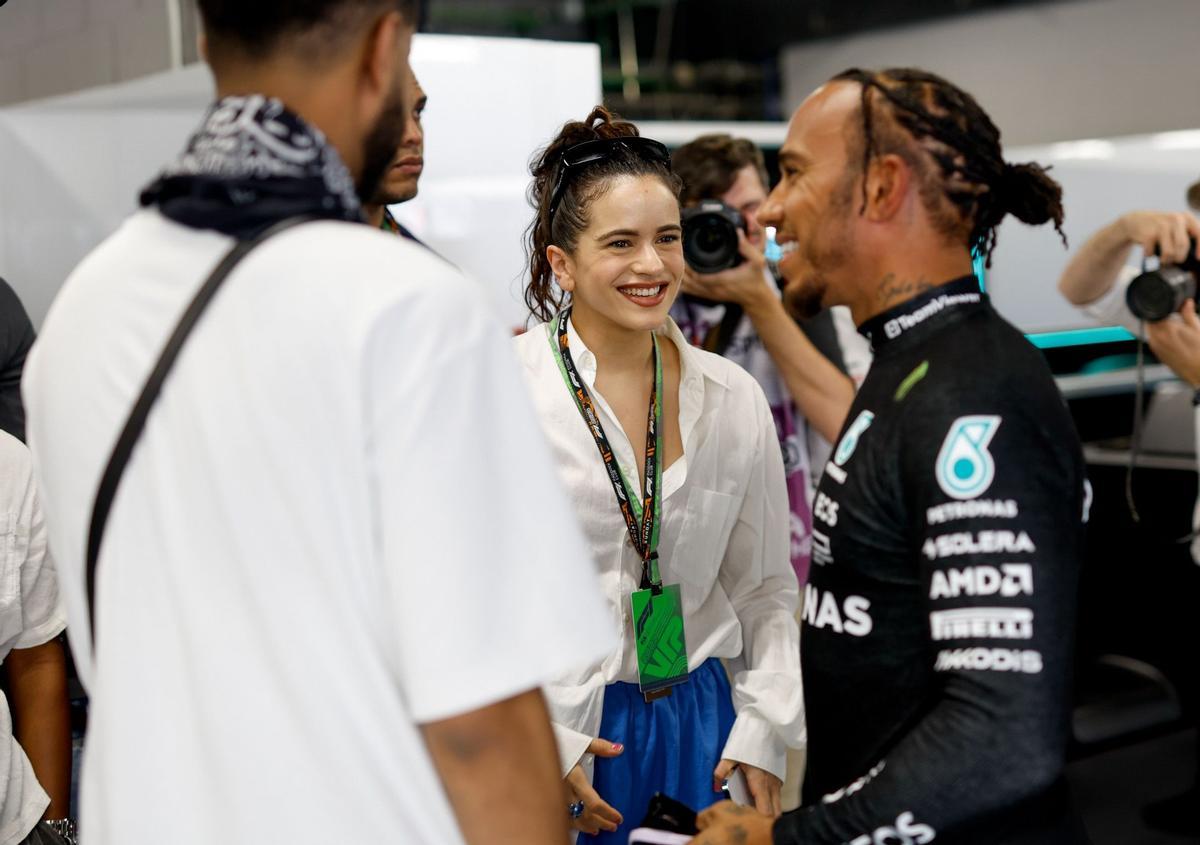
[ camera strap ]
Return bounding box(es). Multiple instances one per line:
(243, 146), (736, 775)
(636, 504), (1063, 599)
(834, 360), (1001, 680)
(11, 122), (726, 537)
(85, 216), (315, 645)
(1124, 321), (1200, 545)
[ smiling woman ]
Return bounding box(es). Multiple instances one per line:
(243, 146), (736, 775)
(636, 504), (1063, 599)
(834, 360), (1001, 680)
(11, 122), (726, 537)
(513, 109), (806, 843)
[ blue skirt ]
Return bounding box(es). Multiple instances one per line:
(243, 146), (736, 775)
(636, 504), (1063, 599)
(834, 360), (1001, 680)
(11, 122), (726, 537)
(581, 657), (736, 844)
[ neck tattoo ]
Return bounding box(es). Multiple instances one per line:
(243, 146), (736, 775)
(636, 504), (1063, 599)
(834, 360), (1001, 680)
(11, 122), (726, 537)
(877, 273), (933, 307)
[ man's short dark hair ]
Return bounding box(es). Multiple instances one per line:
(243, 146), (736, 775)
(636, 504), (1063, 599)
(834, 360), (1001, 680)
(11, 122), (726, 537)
(671, 134), (770, 206)
(198, 0), (423, 63)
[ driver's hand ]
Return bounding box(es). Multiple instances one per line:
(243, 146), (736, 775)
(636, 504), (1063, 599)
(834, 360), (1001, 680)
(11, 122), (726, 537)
(681, 230), (770, 308)
(689, 800), (775, 844)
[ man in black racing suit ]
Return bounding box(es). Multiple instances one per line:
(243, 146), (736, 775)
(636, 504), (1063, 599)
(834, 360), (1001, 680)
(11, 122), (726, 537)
(693, 68), (1089, 845)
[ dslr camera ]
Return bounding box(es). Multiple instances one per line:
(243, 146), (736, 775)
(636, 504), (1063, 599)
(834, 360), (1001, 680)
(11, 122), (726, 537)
(1127, 238), (1199, 322)
(682, 200), (744, 273)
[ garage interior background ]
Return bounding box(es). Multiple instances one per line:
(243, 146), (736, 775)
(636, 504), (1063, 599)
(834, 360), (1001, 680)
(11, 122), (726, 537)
(1, 2), (1198, 843)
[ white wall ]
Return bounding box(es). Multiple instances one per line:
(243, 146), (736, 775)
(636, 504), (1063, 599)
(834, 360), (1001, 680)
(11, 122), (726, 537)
(391, 36), (603, 329)
(781, 0), (1200, 146)
(0, 0), (177, 107)
(0, 34), (602, 329)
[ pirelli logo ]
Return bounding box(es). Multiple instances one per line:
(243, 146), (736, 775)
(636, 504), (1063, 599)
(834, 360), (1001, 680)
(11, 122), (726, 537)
(929, 607), (1033, 641)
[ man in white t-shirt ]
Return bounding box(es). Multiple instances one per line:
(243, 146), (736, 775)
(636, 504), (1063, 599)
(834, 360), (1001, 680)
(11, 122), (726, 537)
(0, 430), (72, 845)
(21, 2), (613, 844)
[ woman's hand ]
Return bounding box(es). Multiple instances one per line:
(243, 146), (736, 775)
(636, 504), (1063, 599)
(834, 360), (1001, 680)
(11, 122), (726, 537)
(713, 759), (783, 817)
(565, 736), (625, 835)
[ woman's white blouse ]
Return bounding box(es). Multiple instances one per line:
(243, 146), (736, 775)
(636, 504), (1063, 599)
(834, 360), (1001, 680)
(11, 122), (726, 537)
(512, 316), (805, 781)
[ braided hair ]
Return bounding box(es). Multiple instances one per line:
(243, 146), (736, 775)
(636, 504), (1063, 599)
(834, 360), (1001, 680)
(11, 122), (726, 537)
(833, 68), (1066, 266)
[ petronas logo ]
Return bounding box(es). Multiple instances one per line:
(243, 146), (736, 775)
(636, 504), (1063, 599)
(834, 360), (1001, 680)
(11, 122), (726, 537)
(936, 416), (1001, 500)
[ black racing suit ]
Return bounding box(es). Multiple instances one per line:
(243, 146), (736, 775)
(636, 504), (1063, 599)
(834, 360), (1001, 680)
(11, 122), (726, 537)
(774, 277), (1089, 844)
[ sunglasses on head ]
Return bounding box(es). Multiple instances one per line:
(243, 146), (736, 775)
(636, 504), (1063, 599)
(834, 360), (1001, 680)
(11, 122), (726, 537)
(547, 136), (672, 224)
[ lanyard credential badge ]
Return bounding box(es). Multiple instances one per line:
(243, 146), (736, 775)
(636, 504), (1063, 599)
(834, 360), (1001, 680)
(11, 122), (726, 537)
(549, 309), (689, 700)
(631, 583), (688, 698)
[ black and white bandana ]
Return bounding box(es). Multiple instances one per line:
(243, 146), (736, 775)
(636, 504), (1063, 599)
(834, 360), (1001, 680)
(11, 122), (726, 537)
(141, 95), (363, 239)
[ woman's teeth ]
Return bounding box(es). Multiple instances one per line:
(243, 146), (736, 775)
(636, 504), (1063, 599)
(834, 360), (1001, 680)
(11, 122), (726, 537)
(622, 285), (663, 297)
(778, 241), (798, 256)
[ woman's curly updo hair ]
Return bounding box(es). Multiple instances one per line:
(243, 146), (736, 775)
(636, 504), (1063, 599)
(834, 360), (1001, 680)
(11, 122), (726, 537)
(524, 106), (682, 323)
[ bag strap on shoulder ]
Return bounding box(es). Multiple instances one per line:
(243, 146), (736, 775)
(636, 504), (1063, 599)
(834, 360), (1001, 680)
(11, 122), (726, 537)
(86, 216), (315, 643)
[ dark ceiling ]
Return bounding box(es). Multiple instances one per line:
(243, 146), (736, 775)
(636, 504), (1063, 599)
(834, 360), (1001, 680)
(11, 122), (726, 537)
(425, 0), (1081, 120)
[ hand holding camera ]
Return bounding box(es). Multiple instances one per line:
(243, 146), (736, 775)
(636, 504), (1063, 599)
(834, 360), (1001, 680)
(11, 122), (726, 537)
(1146, 299), (1200, 388)
(1122, 211), (1200, 321)
(681, 225), (772, 312)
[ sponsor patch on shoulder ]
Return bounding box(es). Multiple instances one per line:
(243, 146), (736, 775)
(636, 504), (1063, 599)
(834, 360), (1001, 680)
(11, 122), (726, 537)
(834, 409), (875, 467)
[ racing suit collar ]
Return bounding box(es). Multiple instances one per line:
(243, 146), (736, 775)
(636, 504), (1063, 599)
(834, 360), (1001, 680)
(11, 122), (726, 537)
(858, 275), (987, 353)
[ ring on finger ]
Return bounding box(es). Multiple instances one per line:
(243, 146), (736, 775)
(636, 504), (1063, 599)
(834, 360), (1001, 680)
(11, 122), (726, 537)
(569, 801), (585, 819)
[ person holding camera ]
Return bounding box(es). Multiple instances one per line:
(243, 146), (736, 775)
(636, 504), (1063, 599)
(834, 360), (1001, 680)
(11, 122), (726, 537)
(514, 108), (804, 842)
(1057, 206), (1200, 837)
(671, 135), (871, 586)
(1058, 211), (1200, 519)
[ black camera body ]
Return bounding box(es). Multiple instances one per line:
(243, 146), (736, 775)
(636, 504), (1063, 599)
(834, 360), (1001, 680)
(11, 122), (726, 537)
(1127, 239), (1200, 322)
(682, 199), (744, 274)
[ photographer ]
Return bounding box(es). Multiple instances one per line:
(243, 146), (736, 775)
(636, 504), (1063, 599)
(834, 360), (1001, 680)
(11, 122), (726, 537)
(1057, 205), (1200, 837)
(671, 135), (870, 585)
(1058, 210), (1200, 476)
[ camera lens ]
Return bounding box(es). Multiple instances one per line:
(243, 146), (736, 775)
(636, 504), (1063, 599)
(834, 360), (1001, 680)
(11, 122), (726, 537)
(695, 221), (726, 253)
(1127, 266), (1195, 322)
(682, 201), (745, 274)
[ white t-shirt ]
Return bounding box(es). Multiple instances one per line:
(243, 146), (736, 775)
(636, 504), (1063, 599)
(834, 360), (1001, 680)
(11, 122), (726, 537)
(513, 317), (804, 783)
(1081, 267), (1200, 563)
(23, 211), (615, 845)
(0, 430), (66, 845)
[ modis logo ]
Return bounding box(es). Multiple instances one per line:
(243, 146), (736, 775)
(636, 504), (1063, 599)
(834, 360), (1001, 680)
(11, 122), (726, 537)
(936, 415), (1001, 500)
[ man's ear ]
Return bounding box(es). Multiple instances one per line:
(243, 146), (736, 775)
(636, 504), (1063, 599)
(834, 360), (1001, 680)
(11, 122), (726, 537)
(863, 153), (911, 223)
(547, 245), (575, 292)
(360, 11), (406, 109)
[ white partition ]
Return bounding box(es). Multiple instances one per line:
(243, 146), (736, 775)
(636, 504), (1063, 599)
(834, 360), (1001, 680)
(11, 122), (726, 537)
(0, 34), (602, 330)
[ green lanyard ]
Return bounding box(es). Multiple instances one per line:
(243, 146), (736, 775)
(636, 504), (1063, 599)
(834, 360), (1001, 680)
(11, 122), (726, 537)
(549, 308), (664, 590)
(380, 209), (401, 235)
